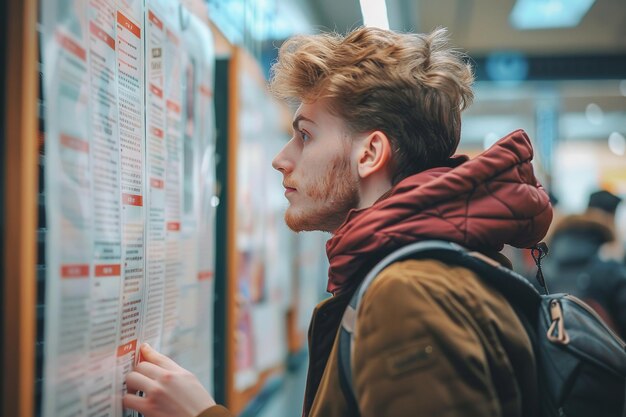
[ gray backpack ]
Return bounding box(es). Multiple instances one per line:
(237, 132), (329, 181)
(338, 240), (626, 417)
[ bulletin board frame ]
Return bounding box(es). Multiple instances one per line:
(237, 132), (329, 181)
(225, 45), (242, 413)
(0, 0), (5, 411)
(225, 47), (286, 415)
(212, 56), (230, 406)
(2, 0), (38, 416)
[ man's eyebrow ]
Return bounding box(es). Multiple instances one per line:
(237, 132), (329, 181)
(292, 115), (316, 131)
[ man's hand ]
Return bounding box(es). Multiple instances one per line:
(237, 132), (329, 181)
(123, 343), (217, 417)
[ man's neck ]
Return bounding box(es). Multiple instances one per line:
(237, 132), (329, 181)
(357, 176), (393, 209)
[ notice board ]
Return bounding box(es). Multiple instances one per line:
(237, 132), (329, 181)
(39, 0), (217, 415)
(225, 48), (297, 415)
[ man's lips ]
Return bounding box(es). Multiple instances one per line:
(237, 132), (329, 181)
(283, 183), (297, 194)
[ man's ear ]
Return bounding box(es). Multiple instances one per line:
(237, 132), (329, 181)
(356, 131), (392, 180)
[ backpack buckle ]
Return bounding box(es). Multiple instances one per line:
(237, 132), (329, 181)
(547, 299), (570, 345)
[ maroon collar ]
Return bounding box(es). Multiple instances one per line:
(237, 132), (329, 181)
(325, 129), (552, 295)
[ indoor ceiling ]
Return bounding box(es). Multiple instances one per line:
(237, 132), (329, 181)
(295, 0), (626, 148)
(305, 0), (626, 55)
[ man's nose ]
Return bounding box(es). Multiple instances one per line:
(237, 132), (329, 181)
(272, 141), (295, 174)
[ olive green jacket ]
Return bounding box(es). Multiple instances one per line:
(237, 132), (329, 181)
(199, 258), (539, 417)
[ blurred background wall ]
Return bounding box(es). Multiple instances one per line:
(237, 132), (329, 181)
(208, 0), (626, 261)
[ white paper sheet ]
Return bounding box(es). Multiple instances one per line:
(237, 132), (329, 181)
(42, 1), (217, 415)
(160, 24), (184, 355)
(42, 1), (92, 415)
(140, 3), (168, 352)
(113, 8), (146, 416)
(86, 1), (123, 415)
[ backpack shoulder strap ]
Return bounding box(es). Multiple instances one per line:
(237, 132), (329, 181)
(337, 240), (542, 413)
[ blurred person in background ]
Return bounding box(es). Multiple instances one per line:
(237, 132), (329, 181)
(543, 189), (626, 338)
(587, 189), (625, 261)
(123, 26), (552, 417)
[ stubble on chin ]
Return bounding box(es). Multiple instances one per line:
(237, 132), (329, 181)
(284, 155), (358, 233)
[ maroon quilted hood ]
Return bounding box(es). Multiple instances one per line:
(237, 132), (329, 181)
(326, 129), (553, 294)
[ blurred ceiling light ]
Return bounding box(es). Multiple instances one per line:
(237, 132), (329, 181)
(510, 0), (595, 30)
(359, 0), (390, 30)
(608, 132), (626, 156)
(207, 0), (311, 44)
(585, 103), (604, 125)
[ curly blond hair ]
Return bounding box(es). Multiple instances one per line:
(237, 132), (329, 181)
(270, 27), (474, 183)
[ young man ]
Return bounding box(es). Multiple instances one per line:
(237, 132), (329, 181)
(124, 27), (552, 417)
